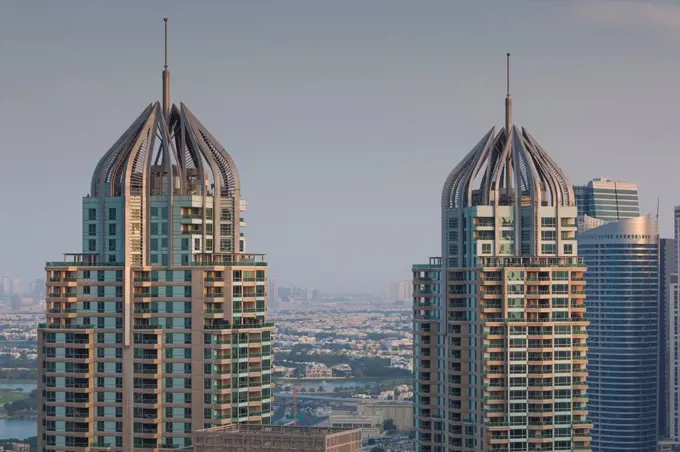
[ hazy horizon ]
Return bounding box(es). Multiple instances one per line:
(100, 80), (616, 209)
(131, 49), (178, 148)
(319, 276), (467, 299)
(1, 0), (679, 293)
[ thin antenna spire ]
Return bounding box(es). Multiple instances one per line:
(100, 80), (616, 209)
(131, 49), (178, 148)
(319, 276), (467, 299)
(505, 52), (512, 132)
(506, 52), (511, 97)
(162, 17), (170, 116)
(657, 197), (660, 222)
(164, 18), (168, 70)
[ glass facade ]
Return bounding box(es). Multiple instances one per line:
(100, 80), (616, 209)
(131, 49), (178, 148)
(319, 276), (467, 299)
(578, 216), (659, 452)
(574, 178), (640, 222)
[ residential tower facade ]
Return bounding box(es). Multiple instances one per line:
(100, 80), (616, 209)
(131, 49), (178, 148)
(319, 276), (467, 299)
(413, 56), (591, 452)
(37, 21), (273, 452)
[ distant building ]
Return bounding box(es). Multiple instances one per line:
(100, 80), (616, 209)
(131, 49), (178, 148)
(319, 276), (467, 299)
(192, 425), (362, 452)
(388, 280), (412, 302)
(357, 401), (414, 432)
(329, 410), (382, 440)
(1, 276), (10, 298)
(12, 278), (20, 295)
(10, 294), (21, 312)
(30, 278), (46, 299)
(305, 363), (332, 379)
(269, 278), (279, 307)
(574, 178), (640, 221)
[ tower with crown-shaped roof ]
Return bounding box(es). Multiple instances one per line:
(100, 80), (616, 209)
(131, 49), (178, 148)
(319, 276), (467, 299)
(412, 55), (591, 452)
(38, 19), (274, 452)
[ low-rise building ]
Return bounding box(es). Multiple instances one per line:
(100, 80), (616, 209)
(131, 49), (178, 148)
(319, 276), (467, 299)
(329, 410), (382, 440)
(357, 401), (414, 432)
(305, 363), (333, 379)
(192, 424), (362, 452)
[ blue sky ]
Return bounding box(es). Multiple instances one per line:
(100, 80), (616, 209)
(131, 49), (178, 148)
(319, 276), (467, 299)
(1, 0), (679, 292)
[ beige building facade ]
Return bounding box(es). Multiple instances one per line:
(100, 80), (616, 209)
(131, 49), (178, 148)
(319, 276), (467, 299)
(37, 23), (273, 452)
(192, 425), (362, 452)
(412, 57), (591, 452)
(357, 401), (413, 432)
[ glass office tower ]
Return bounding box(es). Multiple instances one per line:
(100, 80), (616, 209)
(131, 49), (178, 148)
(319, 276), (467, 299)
(578, 216), (659, 452)
(573, 178), (640, 222)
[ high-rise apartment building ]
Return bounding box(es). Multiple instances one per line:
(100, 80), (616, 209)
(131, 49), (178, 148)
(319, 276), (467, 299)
(412, 56), (591, 452)
(578, 216), (659, 452)
(38, 20), (273, 452)
(573, 178), (640, 222)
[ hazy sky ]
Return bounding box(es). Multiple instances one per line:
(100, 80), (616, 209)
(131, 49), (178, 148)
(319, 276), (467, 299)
(1, 0), (679, 293)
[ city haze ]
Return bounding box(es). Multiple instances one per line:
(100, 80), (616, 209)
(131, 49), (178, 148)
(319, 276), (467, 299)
(1, 0), (679, 292)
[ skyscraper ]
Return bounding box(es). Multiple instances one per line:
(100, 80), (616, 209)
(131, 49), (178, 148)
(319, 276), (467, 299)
(668, 207), (680, 445)
(578, 216), (659, 452)
(413, 55), (591, 452)
(660, 238), (676, 441)
(2, 275), (10, 298)
(38, 19), (273, 452)
(573, 178), (640, 222)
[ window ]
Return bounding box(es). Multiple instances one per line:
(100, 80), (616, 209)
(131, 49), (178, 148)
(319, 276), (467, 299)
(181, 239), (189, 251)
(194, 238), (201, 251)
(108, 224), (116, 236)
(109, 208), (116, 221)
(88, 208), (97, 221)
(481, 243), (491, 255)
(541, 230), (556, 241)
(151, 223), (159, 235)
(542, 243), (557, 254)
(564, 244), (573, 255)
(88, 224), (97, 236)
(541, 217), (556, 227)
(88, 240), (96, 251)
(108, 239), (116, 251)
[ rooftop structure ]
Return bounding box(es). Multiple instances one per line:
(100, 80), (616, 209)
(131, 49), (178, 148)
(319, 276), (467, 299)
(191, 425), (362, 452)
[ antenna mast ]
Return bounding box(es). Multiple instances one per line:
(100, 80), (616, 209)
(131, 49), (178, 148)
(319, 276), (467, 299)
(162, 18), (170, 116)
(504, 52), (513, 196)
(505, 52), (512, 132)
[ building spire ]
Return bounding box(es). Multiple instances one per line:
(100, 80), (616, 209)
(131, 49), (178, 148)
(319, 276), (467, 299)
(505, 52), (512, 132)
(162, 17), (170, 116)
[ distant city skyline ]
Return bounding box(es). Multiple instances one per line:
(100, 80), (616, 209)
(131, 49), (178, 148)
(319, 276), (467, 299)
(2, 1), (680, 292)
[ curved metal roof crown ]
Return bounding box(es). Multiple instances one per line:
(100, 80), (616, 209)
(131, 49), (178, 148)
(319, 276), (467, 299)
(90, 19), (239, 200)
(442, 54), (574, 210)
(90, 102), (240, 199)
(441, 125), (575, 209)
